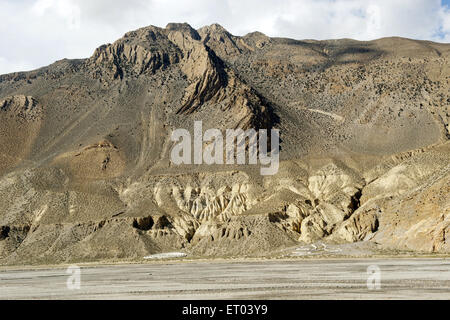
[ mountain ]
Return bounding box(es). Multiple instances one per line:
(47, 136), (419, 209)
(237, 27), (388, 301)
(0, 23), (448, 265)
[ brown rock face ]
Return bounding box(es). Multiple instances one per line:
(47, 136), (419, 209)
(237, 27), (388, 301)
(0, 23), (448, 265)
(0, 95), (41, 121)
(89, 26), (182, 79)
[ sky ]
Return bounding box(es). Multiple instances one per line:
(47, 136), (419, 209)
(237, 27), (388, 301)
(0, 0), (450, 74)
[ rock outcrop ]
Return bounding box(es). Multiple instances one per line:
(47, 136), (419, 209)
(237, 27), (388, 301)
(0, 95), (41, 121)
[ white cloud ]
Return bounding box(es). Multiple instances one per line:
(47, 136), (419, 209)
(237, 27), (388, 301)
(0, 0), (449, 74)
(32, 0), (81, 30)
(440, 4), (450, 41)
(0, 57), (35, 74)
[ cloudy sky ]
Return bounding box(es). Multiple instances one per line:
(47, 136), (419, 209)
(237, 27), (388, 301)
(1, 0), (450, 74)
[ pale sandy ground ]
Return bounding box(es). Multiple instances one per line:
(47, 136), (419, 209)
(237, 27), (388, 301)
(0, 258), (449, 299)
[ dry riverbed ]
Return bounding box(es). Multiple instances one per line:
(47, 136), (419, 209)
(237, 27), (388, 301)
(0, 258), (449, 299)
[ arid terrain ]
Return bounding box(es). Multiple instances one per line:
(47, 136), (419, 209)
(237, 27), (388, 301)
(0, 23), (449, 265)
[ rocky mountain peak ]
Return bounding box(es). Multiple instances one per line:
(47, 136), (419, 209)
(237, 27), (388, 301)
(165, 22), (201, 40)
(198, 23), (230, 35)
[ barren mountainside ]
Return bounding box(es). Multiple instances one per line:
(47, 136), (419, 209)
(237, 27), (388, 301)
(0, 23), (449, 265)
